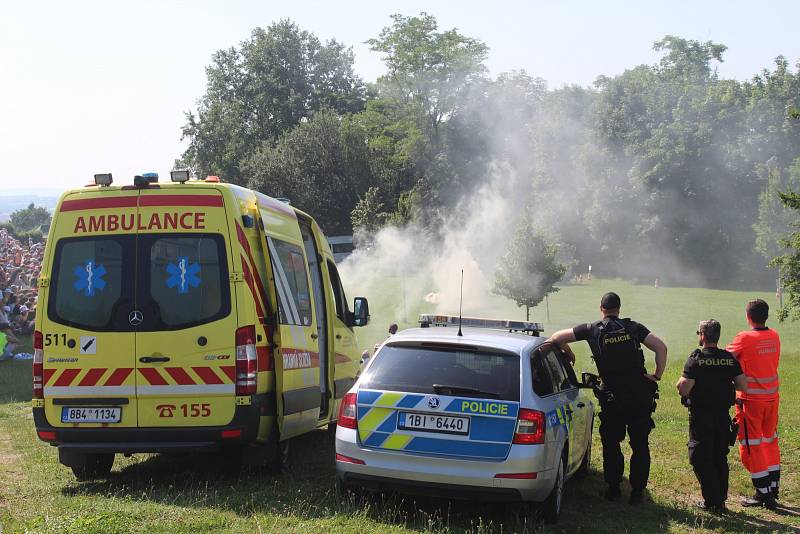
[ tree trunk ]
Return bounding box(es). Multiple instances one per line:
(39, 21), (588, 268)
(526, 306), (530, 321)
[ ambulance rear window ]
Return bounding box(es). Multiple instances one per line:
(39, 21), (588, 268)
(143, 234), (230, 330)
(49, 236), (131, 330)
(361, 345), (520, 401)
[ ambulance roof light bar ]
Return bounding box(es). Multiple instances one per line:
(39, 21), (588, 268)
(134, 172), (159, 187)
(418, 314), (543, 336)
(170, 170), (190, 183)
(93, 173), (113, 186)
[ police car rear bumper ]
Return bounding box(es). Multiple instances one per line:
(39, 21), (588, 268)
(33, 395), (268, 453)
(335, 426), (556, 502)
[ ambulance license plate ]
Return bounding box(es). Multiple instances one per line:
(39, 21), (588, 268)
(61, 407), (121, 423)
(398, 412), (470, 435)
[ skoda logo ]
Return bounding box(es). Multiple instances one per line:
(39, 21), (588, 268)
(428, 397), (440, 409)
(128, 310), (143, 326)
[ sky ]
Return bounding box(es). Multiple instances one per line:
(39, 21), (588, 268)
(1, 0), (798, 194)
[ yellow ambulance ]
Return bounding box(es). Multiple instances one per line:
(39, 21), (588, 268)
(32, 171), (369, 480)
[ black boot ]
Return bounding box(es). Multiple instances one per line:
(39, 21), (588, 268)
(602, 485), (621, 501)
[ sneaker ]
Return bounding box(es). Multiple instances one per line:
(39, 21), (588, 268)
(602, 486), (621, 501)
(629, 489), (644, 505)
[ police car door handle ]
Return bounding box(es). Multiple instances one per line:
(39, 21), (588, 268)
(576, 402), (586, 408)
(139, 356), (170, 363)
(310, 333), (318, 340)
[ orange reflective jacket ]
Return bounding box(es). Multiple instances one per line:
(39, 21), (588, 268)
(727, 328), (781, 401)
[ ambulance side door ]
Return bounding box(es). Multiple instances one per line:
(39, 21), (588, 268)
(324, 260), (359, 417)
(265, 233), (321, 438)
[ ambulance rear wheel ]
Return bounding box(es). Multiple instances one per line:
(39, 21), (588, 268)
(265, 426), (289, 473)
(70, 453), (114, 481)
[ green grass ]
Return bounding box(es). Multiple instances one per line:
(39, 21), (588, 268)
(1, 279), (798, 533)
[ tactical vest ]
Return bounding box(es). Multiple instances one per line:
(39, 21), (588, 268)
(594, 317), (645, 385)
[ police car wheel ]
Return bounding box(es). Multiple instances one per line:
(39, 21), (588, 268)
(542, 454), (564, 524)
(70, 453), (114, 481)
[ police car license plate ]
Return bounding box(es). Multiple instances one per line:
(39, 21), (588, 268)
(61, 407), (121, 423)
(398, 412), (470, 435)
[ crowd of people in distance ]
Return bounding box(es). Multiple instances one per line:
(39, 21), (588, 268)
(0, 228), (42, 357)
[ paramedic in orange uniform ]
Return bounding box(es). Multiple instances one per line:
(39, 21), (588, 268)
(726, 299), (781, 509)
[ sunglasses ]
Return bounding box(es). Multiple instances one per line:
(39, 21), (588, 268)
(696, 331), (702, 335)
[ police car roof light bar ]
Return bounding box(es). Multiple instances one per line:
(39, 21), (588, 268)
(457, 269), (464, 337)
(418, 314), (544, 336)
(170, 170), (190, 183)
(93, 173), (113, 186)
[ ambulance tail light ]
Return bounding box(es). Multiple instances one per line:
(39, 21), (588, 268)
(338, 392), (358, 429)
(235, 325), (257, 395)
(512, 409), (545, 444)
(33, 330), (44, 399)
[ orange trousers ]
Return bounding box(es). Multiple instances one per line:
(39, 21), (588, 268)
(736, 399), (780, 495)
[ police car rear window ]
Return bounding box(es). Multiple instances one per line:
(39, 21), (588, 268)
(361, 345), (520, 401)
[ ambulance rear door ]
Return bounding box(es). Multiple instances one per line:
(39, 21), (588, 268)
(134, 189), (238, 427)
(257, 198), (321, 439)
(41, 191), (139, 428)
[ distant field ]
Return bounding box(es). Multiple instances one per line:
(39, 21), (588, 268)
(0, 279), (797, 533)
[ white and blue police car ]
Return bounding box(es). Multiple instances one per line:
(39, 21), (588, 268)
(335, 315), (596, 524)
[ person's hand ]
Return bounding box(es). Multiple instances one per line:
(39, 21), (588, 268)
(645, 373), (660, 383)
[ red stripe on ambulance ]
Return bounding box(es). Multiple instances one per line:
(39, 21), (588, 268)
(139, 368), (168, 386)
(139, 194), (223, 207)
(192, 367), (224, 385)
(78, 368), (107, 387)
(53, 369), (81, 387)
(221, 366), (236, 382)
(60, 196), (137, 212)
(165, 367), (197, 386)
(104, 367), (133, 386)
(43, 368), (56, 386)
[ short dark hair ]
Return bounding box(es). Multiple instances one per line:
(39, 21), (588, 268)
(600, 292), (621, 310)
(698, 319), (721, 343)
(746, 299), (769, 324)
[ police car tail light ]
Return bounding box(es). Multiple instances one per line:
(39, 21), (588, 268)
(338, 392), (358, 429)
(513, 409), (545, 444)
(33, 330), (44, 399)
(235, 325), (257, 395)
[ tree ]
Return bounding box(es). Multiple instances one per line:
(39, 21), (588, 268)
(366, 13), (488, 153)
(245, 110), (374, 234)
(770, 191), (800, 321)
(180, 20), (368, 185)
(10, 203), (51, 233)
(493, 215), (567, 320)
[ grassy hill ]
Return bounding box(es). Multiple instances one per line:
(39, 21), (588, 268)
(0, 279), (797, 532)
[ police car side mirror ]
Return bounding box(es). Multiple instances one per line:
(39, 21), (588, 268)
(580, 371), (599, 389)
(352, 297), (369, 327)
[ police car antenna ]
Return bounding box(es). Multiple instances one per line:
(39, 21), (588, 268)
(457, 269), (464, 337)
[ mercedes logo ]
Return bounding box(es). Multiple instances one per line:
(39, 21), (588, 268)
(428, 397), (440, 409)
(128, 310), (143, 326)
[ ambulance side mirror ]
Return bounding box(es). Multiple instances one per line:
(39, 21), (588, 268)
(352, 297), (370, 327)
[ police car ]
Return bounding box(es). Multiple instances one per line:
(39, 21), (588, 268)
(335, 315), (596, 523)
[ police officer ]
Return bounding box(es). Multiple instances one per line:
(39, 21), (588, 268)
(545, 292), (668, 504)
(676, 320), (747, 514)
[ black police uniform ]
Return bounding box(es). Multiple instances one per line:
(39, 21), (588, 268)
(573, 316), (656, 494)
(682, 347), (743, 509)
